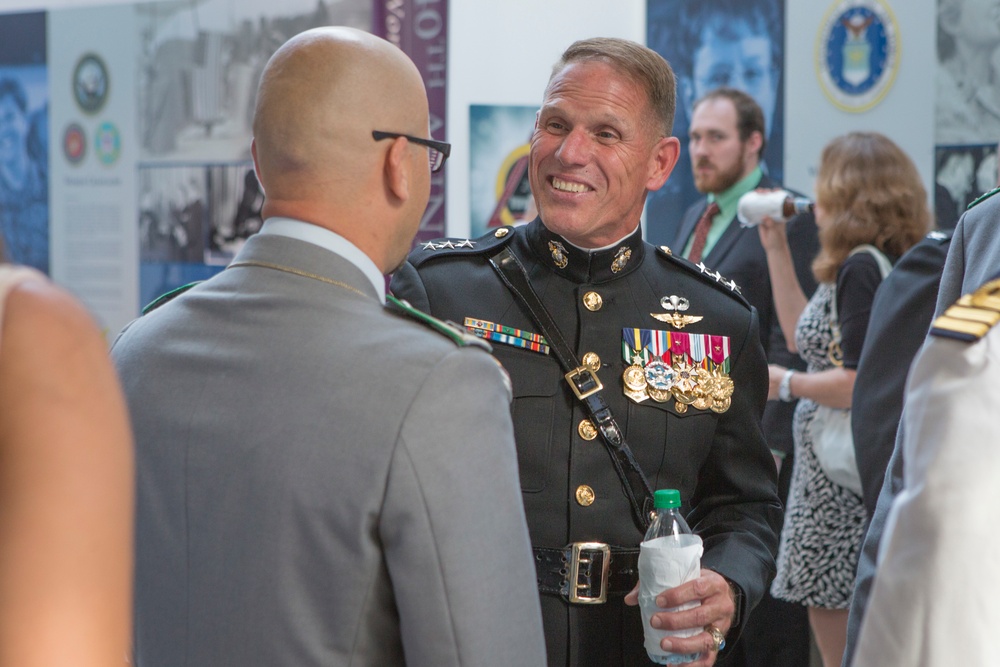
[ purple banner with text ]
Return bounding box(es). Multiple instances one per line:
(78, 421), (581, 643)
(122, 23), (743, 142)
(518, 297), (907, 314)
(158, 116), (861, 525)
(374, 0), (448, 244)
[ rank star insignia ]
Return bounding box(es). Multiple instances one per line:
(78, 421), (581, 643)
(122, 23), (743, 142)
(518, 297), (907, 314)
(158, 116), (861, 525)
(421, 241), (440, 250)
(437, 240), (456, 249)
(650, 294), (703, 329)
(454, 239), (475, 248)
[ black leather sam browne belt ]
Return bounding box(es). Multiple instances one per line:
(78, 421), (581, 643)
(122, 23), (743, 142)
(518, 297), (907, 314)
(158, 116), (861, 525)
(488, 246), (654, 604)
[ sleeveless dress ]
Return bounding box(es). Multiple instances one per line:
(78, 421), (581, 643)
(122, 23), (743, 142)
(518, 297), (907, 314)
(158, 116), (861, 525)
(0, 265), (45, 343)
(770, 281), (868, 608)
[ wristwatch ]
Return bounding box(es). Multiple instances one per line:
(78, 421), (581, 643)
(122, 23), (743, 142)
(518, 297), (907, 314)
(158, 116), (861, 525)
(779, 369), (796, 402)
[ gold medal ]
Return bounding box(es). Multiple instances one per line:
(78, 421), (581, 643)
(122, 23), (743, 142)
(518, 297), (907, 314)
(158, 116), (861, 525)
(674, 400), (688, 414)
(702, 369), (734, 402)
(710, 396), (732, 413)
(672, 360), (700, 395)
(623, 365), (647, 391)
(624, 386), (650, 404)
(692, 395), (714, 411)
(648, 386), (672, 403)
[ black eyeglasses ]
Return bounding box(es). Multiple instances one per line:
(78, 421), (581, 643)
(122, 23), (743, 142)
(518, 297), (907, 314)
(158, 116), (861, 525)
(372, 130), (451, 173)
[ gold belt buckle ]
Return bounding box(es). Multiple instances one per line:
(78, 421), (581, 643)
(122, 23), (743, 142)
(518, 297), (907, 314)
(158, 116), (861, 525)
(565, 366), (603, 400)
(568, 542), (611, 604)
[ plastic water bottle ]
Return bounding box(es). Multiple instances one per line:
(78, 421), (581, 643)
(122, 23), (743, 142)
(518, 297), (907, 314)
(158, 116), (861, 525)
(638, 489), (703, 664)
(736, 189), (814, 227)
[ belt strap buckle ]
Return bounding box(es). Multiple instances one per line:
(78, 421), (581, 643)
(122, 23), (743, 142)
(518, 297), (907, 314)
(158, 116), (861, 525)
(565, 366), (603, 401)
(568, 542), (611, 604)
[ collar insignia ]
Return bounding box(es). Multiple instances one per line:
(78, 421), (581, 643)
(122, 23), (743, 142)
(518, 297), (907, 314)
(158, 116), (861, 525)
(548, 240), (569, 269)
(611, 246), (632, 273)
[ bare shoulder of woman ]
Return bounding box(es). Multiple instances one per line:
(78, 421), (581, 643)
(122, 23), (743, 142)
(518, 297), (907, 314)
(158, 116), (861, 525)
(0, 277), (134, 667)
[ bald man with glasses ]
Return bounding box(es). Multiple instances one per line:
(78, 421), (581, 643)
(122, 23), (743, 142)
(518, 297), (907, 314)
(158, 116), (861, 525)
(112, 27), (544, 667)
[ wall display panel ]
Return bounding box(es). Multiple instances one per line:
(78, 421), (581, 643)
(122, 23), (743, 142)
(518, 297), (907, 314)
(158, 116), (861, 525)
(645, 0), (786, 246)
(468, 104), (536, 239)
(7, 0), (380, 335)
(49, 4), (138, 336)
(0, 12), (48, 274)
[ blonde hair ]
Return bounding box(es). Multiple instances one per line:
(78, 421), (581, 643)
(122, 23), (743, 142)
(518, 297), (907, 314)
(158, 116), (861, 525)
(812, 132), (931, 283)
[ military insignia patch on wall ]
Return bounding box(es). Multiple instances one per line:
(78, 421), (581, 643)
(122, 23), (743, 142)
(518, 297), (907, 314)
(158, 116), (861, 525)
(816, 0), (899, 113)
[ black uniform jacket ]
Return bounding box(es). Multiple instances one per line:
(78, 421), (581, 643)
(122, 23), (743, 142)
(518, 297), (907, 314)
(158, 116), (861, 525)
(674, 175), (820, 459)
(391, 219), (782, 666)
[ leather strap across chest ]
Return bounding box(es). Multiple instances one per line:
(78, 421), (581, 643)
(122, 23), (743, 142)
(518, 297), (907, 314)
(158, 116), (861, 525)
(488, 246), (655, 533)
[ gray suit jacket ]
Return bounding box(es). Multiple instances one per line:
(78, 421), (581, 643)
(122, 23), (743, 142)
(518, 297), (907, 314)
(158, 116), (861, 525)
(936, 188), (1000, 316)
(113, 233), (546, 667)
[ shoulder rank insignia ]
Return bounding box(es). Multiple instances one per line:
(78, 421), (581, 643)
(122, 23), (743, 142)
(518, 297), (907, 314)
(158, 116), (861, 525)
(967, 185), (1000, 211)
(141, 281), (201, 314)
(930, 277), (1000, 342)
(653, 246), (751, 310)
(650, 295), (703, 329)
(621, 328), (733, 413)
(409, 227), (515, 268)
(387, 295), (490, 350)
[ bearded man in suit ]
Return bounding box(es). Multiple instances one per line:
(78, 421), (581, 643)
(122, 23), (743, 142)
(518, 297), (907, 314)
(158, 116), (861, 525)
(111, 26), (545, 667)
(672, 87), (817, 667)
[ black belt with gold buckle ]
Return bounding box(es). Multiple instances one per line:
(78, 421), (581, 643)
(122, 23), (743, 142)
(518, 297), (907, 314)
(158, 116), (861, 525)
(534, 543), (639, 604)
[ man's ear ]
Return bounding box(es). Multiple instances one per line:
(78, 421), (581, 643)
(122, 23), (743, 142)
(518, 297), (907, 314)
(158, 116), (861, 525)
(385, 136), (410, 202)
(250, 139), (265, 196)
(747, 130), (764, 161)
(647, 135), (680, 191)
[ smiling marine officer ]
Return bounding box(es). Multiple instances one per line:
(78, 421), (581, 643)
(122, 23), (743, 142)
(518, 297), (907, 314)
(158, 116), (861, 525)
(390, 37), (781, 666)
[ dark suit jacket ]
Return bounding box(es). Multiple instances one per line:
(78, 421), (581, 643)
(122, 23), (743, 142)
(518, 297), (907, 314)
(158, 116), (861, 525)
(850, 230), (953, 517)
(842, 230), (952, 667)
(672, 176), (820, 457)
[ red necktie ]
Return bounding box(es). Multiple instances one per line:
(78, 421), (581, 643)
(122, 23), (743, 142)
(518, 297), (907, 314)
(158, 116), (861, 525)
(687, 201), (720, 264)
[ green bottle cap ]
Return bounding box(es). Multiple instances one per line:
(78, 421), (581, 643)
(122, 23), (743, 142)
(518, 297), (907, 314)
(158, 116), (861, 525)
(653, 489), (681, 509)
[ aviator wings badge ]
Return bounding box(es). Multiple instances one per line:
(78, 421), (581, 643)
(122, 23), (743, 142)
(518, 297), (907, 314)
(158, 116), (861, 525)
(651, 295), (703, 329)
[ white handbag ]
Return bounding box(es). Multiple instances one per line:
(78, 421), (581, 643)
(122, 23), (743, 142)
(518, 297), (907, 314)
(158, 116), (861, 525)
(811, 245), (892, 496)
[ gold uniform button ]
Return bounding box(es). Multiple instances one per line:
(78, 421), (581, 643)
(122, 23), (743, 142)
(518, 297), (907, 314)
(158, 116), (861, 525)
(578, 419), (598, 441)
(494, 228), (510, 238)
(582, 351), (601, 371)
(583, 291), (603, 311)
(576, 485), (596, 506)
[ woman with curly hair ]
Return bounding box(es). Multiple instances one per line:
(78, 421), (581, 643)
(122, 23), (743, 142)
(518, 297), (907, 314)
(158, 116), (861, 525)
(756, 132), (930, 667)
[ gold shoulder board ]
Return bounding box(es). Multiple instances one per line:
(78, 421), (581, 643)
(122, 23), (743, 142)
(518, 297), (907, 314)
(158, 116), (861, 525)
(931, 278), (1000, 342)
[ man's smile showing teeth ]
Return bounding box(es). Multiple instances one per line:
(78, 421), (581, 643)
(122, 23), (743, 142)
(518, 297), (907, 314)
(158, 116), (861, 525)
(552, 177), (590, 193)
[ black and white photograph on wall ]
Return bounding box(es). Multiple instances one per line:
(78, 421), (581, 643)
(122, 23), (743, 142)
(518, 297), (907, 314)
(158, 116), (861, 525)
(0, 11), (48, 274)
(138, 164), (208, 264)
(935, 0), (1000, 145)
(137, 163), (223, 309)
(205, 162), (263, 262)
(645, 0), (785, 246)
(934, 142), (999, 228)
(137, 0), (371, 163)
